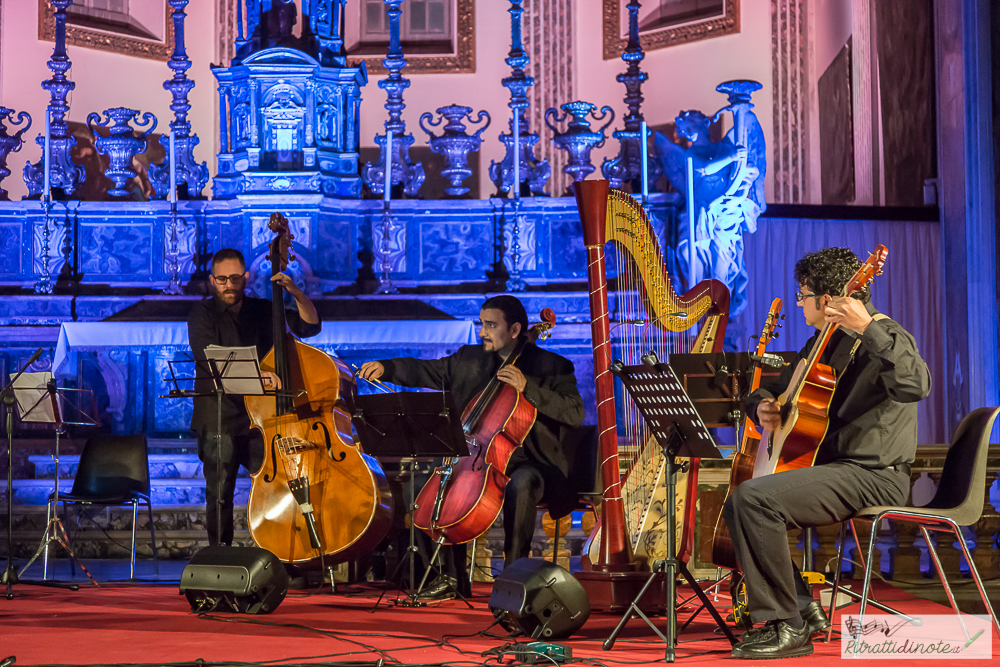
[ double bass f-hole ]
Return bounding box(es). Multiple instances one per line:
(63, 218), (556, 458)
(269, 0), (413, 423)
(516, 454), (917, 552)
(312, 420), (347, 463)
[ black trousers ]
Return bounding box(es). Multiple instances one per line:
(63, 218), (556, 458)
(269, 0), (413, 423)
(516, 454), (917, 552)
(198, 424), (265, 546)
(502, 458), (557, 567)
(721, 461), (910, 623)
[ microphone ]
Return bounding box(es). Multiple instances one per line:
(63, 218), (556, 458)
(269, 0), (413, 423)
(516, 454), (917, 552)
(751, 353), (786, 368)
(24, 348), (43, 368)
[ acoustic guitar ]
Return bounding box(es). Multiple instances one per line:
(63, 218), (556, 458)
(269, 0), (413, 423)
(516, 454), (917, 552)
(752, 245), (888, 478)
(711, 297), (783, 570)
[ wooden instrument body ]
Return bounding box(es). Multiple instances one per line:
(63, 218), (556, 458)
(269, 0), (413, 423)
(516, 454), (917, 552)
(413, 373), (538, 545)
(712, 297), (782, 570)
(753, 358), (836, 477)
(245, 336), (392, 564)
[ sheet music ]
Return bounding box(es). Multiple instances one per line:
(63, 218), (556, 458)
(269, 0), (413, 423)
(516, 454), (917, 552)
(204, 345), (266, 395)
(10, 371), (57, 423)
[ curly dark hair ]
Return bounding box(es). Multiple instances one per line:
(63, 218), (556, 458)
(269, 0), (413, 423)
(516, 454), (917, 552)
(794, 247), (870, 303)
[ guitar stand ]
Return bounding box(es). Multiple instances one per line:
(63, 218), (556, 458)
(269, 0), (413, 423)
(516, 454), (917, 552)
(603, 441), (738, 659)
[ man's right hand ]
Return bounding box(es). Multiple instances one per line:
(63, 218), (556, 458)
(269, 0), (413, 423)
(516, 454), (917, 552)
(358, 361), (384, 382)
(756, 398), (782, 431)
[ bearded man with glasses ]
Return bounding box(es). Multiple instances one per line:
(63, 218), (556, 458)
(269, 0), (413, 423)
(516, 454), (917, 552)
(187, 248), (321, 547)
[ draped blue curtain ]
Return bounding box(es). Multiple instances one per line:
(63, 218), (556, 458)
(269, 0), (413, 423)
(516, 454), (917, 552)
(735, 216), (944, 444)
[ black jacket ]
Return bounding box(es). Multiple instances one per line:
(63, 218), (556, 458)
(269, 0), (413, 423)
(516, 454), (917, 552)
(379, 342), (586, 477)
(187, 295), (322, 432)
(746, 304), (931, 468)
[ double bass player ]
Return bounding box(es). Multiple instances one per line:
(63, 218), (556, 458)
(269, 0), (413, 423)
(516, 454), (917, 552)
(187, 248), (321, 548)
(359, 295), (585, 600)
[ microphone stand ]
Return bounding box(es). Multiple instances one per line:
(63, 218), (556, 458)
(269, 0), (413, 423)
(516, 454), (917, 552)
(1, 349), (77, 598)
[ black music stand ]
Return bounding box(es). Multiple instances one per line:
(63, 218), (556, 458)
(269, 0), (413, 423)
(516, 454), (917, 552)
(351, 391), (469, 610)
(163, 351), (275, 552)
(602, 363), (738, 662)
(15, 374), (99, 586)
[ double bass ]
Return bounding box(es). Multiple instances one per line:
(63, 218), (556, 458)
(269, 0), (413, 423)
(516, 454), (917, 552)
(245, 213), (392, 564)
(412, 310), (556, 544)
(711, 297), (783, 570)
(753, 245), (887, 478)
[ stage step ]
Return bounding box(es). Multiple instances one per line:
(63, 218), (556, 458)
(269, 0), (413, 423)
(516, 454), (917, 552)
(11, 477), (248, 506)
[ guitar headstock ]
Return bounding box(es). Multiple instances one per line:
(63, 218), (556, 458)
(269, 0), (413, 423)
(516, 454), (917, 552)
(754, 297), (784, 355)
(267, 212), (295, 273)
(843, 244), (888, 297)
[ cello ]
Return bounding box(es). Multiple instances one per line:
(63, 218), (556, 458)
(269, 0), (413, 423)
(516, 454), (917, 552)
(711, 297), (783, 570)
(412, 309), (556, 545)
(753, 245), (887, 478)
(245, 213), (392, 564)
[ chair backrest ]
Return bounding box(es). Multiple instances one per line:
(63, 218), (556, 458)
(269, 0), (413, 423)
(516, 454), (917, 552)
(925, 407), (1000, 526)
(565, 424), (601, 498)
(70, 434), (151, 500)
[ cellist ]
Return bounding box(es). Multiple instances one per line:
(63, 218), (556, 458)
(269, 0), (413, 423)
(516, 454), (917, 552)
(359, 295), (585, 600)
(187, 248), (321, 548)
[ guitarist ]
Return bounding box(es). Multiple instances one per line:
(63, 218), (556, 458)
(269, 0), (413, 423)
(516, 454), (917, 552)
(723, 247), (931, 660)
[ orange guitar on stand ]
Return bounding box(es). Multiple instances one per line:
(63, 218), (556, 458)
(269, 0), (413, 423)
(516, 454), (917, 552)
(711, 297), (783, 570)
(753, 245), (888, 478)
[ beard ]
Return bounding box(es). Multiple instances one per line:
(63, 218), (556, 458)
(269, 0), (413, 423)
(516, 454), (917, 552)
(215, 287), (243, 307)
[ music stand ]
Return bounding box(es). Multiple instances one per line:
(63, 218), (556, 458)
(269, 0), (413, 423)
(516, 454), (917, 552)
(351, 391), (469, 610)
(162, 349), (275, 552)
(602, 363), (738, 662)
(15, 373), (99, 586)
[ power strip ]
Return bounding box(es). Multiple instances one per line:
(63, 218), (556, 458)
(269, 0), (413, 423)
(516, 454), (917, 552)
(509, 642), (572, 664)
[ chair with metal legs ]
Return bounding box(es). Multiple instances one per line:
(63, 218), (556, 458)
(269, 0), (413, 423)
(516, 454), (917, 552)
(51, 434), (158, 579)
(833, 407), (1000, 643)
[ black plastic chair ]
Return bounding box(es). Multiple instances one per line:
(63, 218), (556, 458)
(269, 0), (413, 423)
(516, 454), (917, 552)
(540, 424), (601, 562)
(49, 434), (158, 578)
(828, 407), (1000, 644)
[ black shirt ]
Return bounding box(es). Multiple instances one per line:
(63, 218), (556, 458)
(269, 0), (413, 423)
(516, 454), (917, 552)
(187, 294), (322, 432)
(746, 304), (931, 468)
(379, 342), (586, 477)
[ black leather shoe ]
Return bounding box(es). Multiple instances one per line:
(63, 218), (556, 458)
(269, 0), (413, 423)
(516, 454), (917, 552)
(732, 620), (813, 659)
(415, 575), (457, 601)
(739, 600), (830, 642)
(801, 600), (831, 634)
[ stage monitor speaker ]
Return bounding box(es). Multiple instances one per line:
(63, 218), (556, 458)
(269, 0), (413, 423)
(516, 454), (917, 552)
(489, 557), (591, 639)
(179, 546), (288, 614)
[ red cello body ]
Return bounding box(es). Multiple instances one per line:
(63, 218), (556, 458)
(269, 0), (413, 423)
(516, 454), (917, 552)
(412, 311), (556, 545)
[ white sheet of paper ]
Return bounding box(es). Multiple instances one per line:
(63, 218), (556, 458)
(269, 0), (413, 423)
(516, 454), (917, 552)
(11, 371), (57, 423)
(204, 345), (266, 395)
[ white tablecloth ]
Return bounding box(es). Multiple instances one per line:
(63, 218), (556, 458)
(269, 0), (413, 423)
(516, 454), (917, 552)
(54, 320), (477, 373)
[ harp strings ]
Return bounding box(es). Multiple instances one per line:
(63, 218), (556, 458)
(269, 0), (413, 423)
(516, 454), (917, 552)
(607, 191), (697, 549)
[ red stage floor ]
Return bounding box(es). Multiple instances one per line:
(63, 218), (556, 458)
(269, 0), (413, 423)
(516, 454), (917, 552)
(1, 577), (994, 665)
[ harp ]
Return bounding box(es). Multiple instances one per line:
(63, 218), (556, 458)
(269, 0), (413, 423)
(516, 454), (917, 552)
(573, 179), (729, 604)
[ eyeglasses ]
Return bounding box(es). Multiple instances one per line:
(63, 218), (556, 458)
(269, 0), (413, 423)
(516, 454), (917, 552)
(795, 291), (817, 302)
(212, 274), (245, 285)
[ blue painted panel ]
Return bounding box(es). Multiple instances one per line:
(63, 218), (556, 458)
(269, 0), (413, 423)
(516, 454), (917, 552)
(81, 224), (153, 275)
(316, 214), (358, 279)
(0, 223), (19, 274)
(420, 221), (492, 275)
(152, 350), (194, 433)
(547, 216), (587, 278)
